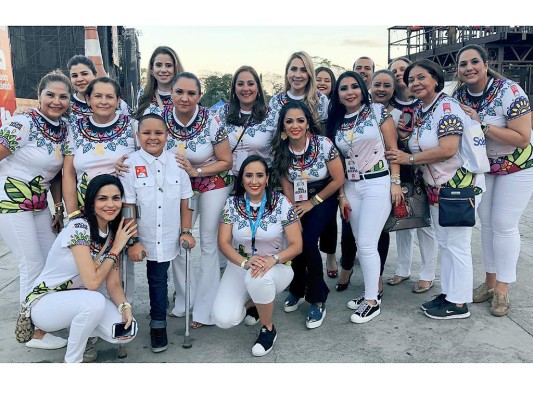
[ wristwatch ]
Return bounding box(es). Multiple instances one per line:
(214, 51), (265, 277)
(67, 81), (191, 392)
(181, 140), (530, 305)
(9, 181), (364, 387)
(391, 178), (401, 185)
(272, 254), (280, 263)
(196, 168), (203, 177)
(409, 155), (415, 165)
(126, 237), (140, 248)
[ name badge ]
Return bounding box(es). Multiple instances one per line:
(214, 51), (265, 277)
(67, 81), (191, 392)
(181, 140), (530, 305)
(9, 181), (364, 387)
(345, 159), (360, 181)
(235, 150), (248, 172)
(293, 178), (308, 201)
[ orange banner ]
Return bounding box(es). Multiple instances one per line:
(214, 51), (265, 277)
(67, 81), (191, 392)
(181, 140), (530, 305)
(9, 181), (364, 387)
(0, 26), (17, 127)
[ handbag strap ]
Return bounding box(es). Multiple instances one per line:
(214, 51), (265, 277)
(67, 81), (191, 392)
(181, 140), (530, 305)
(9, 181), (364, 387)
(231, 116), (252, 153)
(95, 232), (112, 262)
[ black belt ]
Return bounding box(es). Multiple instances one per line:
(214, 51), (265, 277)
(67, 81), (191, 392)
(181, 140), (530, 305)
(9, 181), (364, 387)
(354, 170), (389, 182)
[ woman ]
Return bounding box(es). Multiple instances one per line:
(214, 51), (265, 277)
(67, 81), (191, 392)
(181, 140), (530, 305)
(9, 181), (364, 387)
(67, 55), (130, 120)
(380, 63), (438, 294)
(315, 66), (339, 278)
(272, 101), (345, 329)
(163, 72), (232, 327)
(266, 51), (329, 130)
(217, 65), (272, 176)
(213, 155), (302, 356)
(0, 70), (70, 349)
(134, 46), (184, 118)
(386, 59), (483, 319)
(27, 175), (138, 363)
(453, 44), (533, 316)
(335, 70), (396, 294)
(315, 66), (336, 99)
(329, 71), (402, 324)
(63, 77), (136, 301)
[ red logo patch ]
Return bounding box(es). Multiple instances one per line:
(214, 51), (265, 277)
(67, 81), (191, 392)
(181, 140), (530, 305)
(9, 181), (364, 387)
(511, 85), (519, 96)
(443, 103), (451, 114)
(135, 166), (148, 178)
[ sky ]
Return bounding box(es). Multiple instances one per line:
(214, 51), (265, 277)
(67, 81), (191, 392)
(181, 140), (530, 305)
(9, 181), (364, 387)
(135, 26), (390, 79)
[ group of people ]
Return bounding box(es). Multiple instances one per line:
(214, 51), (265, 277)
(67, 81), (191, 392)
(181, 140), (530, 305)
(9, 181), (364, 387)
(0, 42), (531, 361)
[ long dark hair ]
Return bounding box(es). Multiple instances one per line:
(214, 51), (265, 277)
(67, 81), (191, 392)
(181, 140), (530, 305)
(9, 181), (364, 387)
(327, 71), (370, 139)
(315, 66), (336, 99)
(135, 46), (184, 119)
(271, 101), (321, 183)
(234, 155), (272, 207)
(226, 66), (267, 126)
(81, 174), (124, 244)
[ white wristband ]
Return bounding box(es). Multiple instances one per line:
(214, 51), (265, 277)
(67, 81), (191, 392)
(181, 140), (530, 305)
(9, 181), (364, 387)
(118, 302), (132, 314)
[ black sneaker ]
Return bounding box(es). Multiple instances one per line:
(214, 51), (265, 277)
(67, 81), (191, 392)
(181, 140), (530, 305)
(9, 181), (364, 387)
(424, 300), (470, 320)
(244, 306), (260, 326)
(421, 293), (447, 311)
(347, 290), (383, 310)
(350, 300), (381, 324)
(251, 325), (277, 357)
(150, 327), (168, 353)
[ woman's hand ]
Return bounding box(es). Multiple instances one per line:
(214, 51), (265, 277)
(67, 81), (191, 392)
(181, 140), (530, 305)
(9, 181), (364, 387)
(127, 242), (147, 262)
(294, 200), (314, 218)
(248, 255), (276, 278)
(180, 233), (196, 249)
(385, 149), (409, 165)
(111, 218), (137, 254)
(51, 212), (64, 234)
(121, 307), (134, 335)
(338, 194), (352, 221)
(459, 104), (481, 123)
(391, 183), (404, 206)
(115, 154), (130, 177)
(176, 154), (197, 177)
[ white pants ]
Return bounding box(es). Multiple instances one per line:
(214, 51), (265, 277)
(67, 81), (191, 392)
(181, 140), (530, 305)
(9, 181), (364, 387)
(171, 186), (231, 324)
(429, 193), (481, 304)
(344, 176), (391, 301)
(0, 210), (56, 304)
(395, 226), (437, 281)
(477, 169), (533, 283)
(212, 262), (294, 329)
(31, 290), (137, 363)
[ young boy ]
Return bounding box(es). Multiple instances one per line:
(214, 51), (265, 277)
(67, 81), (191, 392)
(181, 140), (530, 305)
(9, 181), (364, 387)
(120, 114), (195, 353)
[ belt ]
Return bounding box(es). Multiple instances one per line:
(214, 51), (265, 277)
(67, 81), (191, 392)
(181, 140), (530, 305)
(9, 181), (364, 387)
(354, 170), (389, 182)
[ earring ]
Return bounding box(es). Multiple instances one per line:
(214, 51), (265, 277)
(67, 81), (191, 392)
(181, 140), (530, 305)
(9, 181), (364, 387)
(280, 131), (287, 141)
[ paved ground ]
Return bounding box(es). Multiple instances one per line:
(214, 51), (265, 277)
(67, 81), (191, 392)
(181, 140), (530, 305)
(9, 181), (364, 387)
(1, 199), (533, 396)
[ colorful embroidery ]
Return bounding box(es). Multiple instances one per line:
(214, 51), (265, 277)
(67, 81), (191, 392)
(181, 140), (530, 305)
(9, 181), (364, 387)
(190, 170), (234, 195)
(281, 206), (298, 227)
(0, 176), (48, 213)
(77, 173), (89, 208)
(289, 135), (337, 181)
(24, 110), (68, 155)
(67, 231), (91, 247)
(163, 106), (210, 148)
(489, 144), (533, 175)
(507, 97), (530, 120)
(424, 168), (482, 205)
(70, 97), (92, 117)
(0, 127), (22, 153)
(437, 114), (464, 138)
(454, 79), (502, 115)
(73, 115), (131, 153)
(25, 279), (75, 304)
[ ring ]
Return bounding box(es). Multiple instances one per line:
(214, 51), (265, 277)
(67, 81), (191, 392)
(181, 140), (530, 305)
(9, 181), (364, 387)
(394, 155), (397, 159)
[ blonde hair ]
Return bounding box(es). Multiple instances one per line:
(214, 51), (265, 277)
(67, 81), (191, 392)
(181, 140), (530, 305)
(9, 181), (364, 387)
(284, 51), (320, 124)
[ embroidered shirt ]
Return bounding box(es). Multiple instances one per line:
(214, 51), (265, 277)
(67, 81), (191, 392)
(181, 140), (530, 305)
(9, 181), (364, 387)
(286, 134), (339, 183)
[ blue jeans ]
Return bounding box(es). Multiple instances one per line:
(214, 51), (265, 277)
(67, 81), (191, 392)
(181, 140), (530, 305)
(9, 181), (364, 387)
(146, 260), (170, 328)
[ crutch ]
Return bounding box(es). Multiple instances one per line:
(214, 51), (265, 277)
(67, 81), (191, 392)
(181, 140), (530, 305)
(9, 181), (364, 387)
(182, 240), (192, 349)
(117, 204), (140, 358)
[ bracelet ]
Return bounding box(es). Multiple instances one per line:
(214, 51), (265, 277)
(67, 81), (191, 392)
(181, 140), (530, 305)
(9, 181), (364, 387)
(54, 202), (64, 212)
(104, 252), (119, 266)
(390, 174), (400, 179)
(240, 258), (249, 269)
(337, 194), (346, 200)
(310, 196), (318, 206)
(482, 123), (490, 134)
(67, 210), (81, 220)
(117, 302), (132, 314)
(180, 228), (192, 235)
(314, 194), (324, 204)
(409, 155), (415, 165)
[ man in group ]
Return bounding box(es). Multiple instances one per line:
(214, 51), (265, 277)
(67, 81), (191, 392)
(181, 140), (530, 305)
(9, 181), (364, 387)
(352, 56), (375, 89)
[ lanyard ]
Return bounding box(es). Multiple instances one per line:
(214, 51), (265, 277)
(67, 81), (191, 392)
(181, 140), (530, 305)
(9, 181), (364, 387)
(341, 108), (363, 158)
(289, 139), (308, 179)
(245, 192), (267, 256)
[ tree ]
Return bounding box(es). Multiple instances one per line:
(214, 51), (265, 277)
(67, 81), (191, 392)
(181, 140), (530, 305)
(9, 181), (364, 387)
(201, 73), (232, 108)
(140, 67), (147, 88)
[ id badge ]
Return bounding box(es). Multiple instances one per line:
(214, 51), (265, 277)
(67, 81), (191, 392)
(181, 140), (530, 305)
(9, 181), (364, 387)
(293, 178), (308, 201)
(345, 158), (360, 181)
(235, 150), (248, 172)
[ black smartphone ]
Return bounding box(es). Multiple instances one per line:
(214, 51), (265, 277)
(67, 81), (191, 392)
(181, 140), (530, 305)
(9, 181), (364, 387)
(401, 107), (414, 132)
(112, 321), (136, 339)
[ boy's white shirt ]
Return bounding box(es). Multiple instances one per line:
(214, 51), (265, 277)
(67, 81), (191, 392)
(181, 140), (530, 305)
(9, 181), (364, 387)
(120, 148), (193, 262)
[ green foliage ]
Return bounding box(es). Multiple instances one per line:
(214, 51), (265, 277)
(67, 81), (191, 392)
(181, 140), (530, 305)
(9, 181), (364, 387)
(201, 73), (232, 108)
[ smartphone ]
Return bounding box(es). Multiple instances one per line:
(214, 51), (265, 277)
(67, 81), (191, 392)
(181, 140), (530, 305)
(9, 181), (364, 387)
(401, 107), (414, 132)
(112, 321), (136, 339)
(343, 204), (350, 221)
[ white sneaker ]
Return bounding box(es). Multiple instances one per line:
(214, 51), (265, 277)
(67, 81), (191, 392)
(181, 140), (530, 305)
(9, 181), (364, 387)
(26, 333), (67, 350)
(350, 300), (381, 324)
(347, 291), (383, 309)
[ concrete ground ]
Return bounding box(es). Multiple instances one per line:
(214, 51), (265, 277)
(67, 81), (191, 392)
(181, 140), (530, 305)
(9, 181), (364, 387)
(1, 199), (532, 396)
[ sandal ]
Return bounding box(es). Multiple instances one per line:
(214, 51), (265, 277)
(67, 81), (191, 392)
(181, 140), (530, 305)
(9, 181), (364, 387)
(191, 321), (204, 329)
(412, 280), (434, 293)
(327, 269), (338, 278)
(386, 275), (410, 286)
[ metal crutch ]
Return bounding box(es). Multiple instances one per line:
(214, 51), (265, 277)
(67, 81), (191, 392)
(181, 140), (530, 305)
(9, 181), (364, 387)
(117, 205), (140, 358)
(182, 240), (192, 349)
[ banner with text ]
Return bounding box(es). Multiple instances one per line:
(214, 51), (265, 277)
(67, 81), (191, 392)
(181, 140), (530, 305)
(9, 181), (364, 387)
(0, 26), (16, 127)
